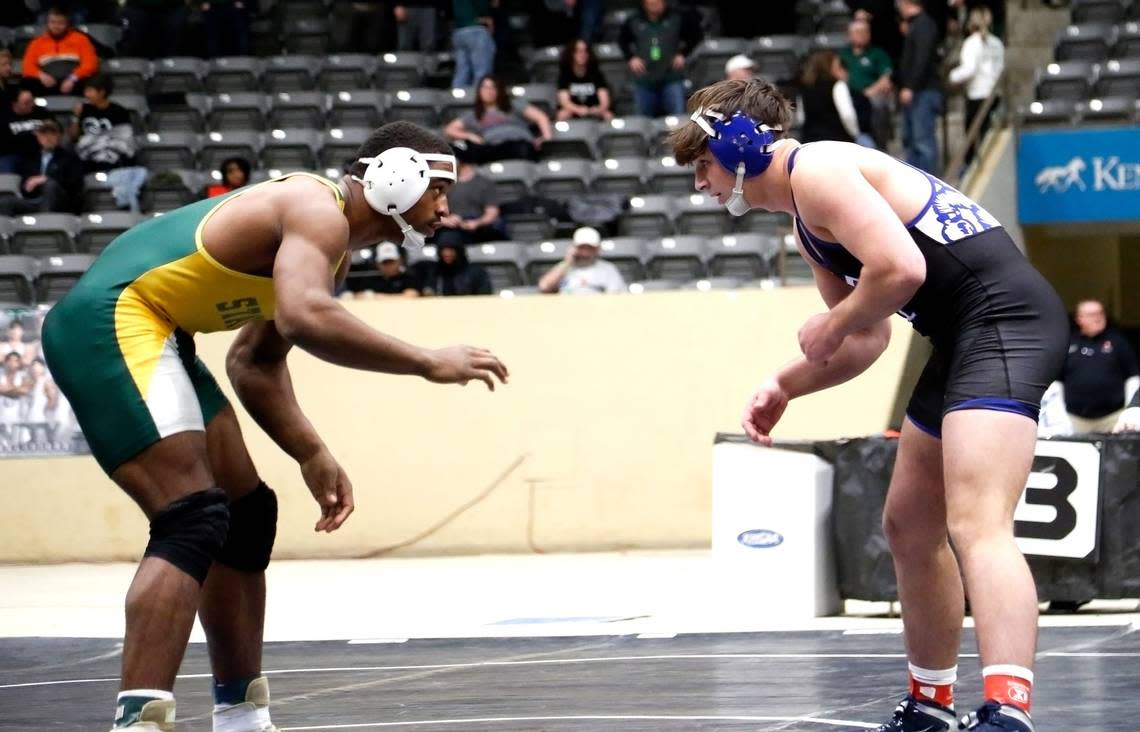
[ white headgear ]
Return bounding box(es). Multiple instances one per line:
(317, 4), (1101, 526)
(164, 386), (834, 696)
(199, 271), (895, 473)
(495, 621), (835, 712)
(352, 146), (457, 248)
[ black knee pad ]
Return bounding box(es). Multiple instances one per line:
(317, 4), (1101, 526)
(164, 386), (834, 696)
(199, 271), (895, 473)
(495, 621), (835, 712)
(216, 481), (278, 572)
(145, 488), (230, 585)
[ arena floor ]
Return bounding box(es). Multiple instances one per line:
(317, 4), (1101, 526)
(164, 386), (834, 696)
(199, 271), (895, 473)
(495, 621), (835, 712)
(1, 554), (1137, 731)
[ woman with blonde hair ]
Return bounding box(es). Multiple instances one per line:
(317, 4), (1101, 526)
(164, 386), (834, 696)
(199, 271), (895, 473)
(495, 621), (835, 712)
(949, 6), (1005, 166)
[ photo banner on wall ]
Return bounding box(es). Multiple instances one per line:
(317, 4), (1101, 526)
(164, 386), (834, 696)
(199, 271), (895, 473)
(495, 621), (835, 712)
(0, 306), (89, 459)
(1017, 125), (1140, 225)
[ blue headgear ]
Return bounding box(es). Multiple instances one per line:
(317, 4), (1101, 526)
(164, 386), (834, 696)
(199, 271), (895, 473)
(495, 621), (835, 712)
(690, 107), (782, 216)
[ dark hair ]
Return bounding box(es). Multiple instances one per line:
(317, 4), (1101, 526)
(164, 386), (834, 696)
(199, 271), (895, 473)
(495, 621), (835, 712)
(800, 50), (840, 87)
(4, 351), (20, 361)
(473, 75), (511, 120)
(668, 78), (793, 166)
(85, 72), (112, 96)
(559, 38), (599, 76)
(219, 156), (251, 182)
(47, 6), (70, 19)
(7, 320), (22, 329)
(349, 121), (453, 177)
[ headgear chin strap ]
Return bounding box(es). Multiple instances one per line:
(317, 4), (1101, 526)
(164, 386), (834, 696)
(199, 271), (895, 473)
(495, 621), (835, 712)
(351, 146), (457, 248)
(690, 107), (781, 217)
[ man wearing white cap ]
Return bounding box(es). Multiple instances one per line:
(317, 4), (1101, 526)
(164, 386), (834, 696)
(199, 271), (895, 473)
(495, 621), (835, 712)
(538, 226), (626, 295)
(724, 54), (755, 81)
(346, 241), (422, 297)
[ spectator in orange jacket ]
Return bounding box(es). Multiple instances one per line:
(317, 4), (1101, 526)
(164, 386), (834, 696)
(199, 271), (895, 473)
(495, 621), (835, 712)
(22, 7), (99, 97)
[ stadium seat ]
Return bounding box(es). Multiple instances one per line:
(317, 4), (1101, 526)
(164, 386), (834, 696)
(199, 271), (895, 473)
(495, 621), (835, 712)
(283, 17), (331, 55)
(1035, 60), (1097, 101)
(206, 57), (264, 93)
(1094, 58), (1140, 97)
(675, 193), (731, 235)
(734, 208), (793, 235)
(0, 173), (19, 202)
(81, 173), (117, 212)
(600, 8), (635, 43)
(1077, 95), (1136, 123)
(0, 215), (12, 254)
(149, 57), (208, 94)
(1055, 23), (1115, 62)
(34, 95), (81, 130)
(646, 156), (694, 195)
(0, 28), (15, 54)
(207, 92), (270, 131)
(464, 241), (526, 290)
(504, 212), (556, 243)
(103, 57), (150, 96)
(750, 35), (804, 83)
(201, 130), (263, 171)
(541, 119), (598, 160)
(597, 116), (652, 158)
(706, 233), (781, 279)
(1115, 22), (1140, 58)
(533, 159), (592, 197)
(78, 23), (123, 53)
(810, 32), (847, 53)
(1017, 99), (1077, 126)
(262, 128), (321, 170)
(137, 131), (202, 170)
(816, 0), (852, 32)
(510, 83), (558, 118)
(598, 236), (647, 282)
(10, 214), (79, 256)
(328, 89), (386, 129)
(142, 169), (205, 211)
(262, 55), (318, 92)
(268, 91), (328, 129)
(319, 54), (379, 92)
(76, 212), (142, 254)
(595, 43), (631, 107)
(619, 195), (674, 238)
(319, 127), (371, 169)
(0, 255), (36, 305)
(482, 160), (535, 202)
(385, 88), (443, 126)
(649, 115), (685, 157)
(36, 254), (96, 302)
(591, 157), (647, 196)
(646, 235), (706, 280)
(628, 278), (681, 293)
(111, 93), (148, 130)
(692, 38), (749, 87)
(148, 93), (208, 133)
(1072, 0), (1129, 24)
(8, 24), (36, 57)
(523, 239), (573, 283)
(528, 45), (562, 84)
(681, 277), (743, 291)
(372, 52), (428, 89)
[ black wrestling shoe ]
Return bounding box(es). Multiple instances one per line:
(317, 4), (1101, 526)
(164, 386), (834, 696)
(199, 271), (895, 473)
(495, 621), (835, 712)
(959, 700), (1035, 732)
(869, 695), (957, 732)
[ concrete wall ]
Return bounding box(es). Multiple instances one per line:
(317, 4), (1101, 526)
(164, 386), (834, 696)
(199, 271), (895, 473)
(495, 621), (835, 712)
(0, 289), (913, 563)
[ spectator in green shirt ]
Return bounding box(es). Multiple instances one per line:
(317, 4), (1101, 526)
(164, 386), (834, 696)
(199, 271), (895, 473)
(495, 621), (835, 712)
(839, 18), (894, 150)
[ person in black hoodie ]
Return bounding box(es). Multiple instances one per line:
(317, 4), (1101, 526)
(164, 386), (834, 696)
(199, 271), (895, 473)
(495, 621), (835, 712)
(415, 242), (493, 296)
(896, 0), (944, 174)
(2, 118), (83, 214)
(0, 89), (53, 175)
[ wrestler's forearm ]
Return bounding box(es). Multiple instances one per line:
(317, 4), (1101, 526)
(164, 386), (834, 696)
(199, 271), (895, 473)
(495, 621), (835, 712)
(776, 321), (891, 400)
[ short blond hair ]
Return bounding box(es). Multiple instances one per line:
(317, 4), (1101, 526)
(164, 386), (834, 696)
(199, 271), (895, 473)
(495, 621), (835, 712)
(667, 78), (793, 166)
(967, 6), (993, 35)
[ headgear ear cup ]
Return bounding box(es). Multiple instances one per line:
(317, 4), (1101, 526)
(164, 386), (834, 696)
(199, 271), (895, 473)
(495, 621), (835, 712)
(689, 108), (781, 216)
(352, 146), (457, 247)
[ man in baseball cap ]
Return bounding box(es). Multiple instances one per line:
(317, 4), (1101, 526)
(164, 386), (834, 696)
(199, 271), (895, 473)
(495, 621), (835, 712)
(724, 54), (756, 81)
(345, 241), (423, 297)
(537, 226), (626, 295)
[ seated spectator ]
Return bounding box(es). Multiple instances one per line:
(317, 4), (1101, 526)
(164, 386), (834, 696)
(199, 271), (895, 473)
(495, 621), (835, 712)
(1058, 299), (1140, 434)
(21, 7), (99, 97)
(556, 38), (613, 122)
(206, 157), (252, 198)
(0, 90), (52, 174)
(444, 75), (552, 164)
(347, 242), (422, 297)
(798, 50), (870, 147)
(948, 6), (1004, 167)
(201, 0), (252, 58)
(432, 156), (504, 247)
(538, 226), (625, 295)
(0, 119), (83, 214)
(724, 54), (756, 82)
(840, 18), (894, 150)
(0, 50), (18, 108)
(0, 350), (30, 450)
(72, 73), (148, 212)
(1, 320), (38, 365)
(619, 0), (702, 118)
(415, 243), (493, 296)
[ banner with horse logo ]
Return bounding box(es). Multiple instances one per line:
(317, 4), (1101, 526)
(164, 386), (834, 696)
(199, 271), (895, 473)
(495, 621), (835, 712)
(1017, 126), (1140, 225)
